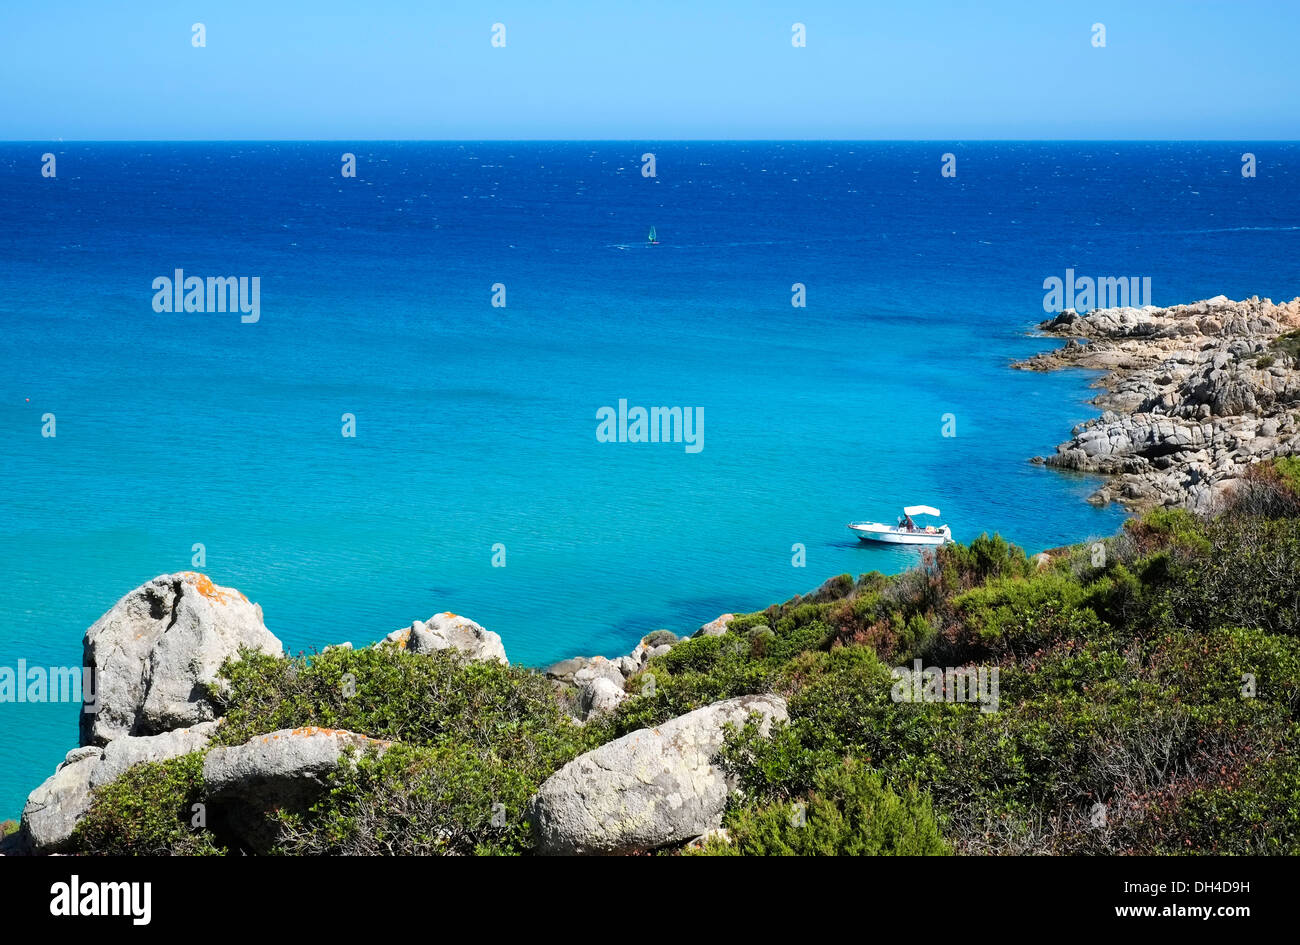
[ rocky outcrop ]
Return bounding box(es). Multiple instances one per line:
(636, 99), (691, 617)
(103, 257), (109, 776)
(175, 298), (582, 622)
(20, 723), (220, 852)
(21, 717), (385, 855)
(694, 613), (736, 638)
(1015, 296), (1300, 510)
(528, 694), (788, 855)
(24, 570), (280, 851)
(81, 572), (282, 745)
(573, 655), (626, 688)
(203, 726), (390, 853)
(546, 631), (684, 687)
(545, 631), (689, 720)
(19, 571), (796, 857)
(578, 676), (628, 717)
(382, 612), (507, 664)
(19, 572), (519, 853)
(19, 754), (96, 853)
(204, 726), (388, 804)
(90, 722), (219, 789)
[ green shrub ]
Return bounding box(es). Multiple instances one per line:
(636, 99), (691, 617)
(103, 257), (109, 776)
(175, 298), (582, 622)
(783, 645), (896, 755)
(272, 742), (538, 855)
(610, 639), (777, 736)
(951, 571), (1103, 658)
(1082, 562), (1145, 628)
(1126, 507), (1212, 555)
(1146, 516), (1300, 637)
(1274, 455), (1300, 495)
(216, 644), (592, 774)
(935, 533), (1031, 592)
(1146, 626), (1300, 710)
(1269, 329), (1300, 360)
(856, 571), (890, 593)
(1132, 726), (1300, 855)
(899, 613), (936, 655)
(692, 759), (949, 856)
(71, 754), (222, 855)
(808, 574), (855, 602)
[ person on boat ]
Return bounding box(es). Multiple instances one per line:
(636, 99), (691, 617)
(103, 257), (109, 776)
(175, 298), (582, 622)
(901, 512), (916, 531)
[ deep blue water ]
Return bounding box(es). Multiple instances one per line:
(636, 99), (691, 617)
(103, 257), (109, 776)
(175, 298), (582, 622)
(2, 141), (1298, 816)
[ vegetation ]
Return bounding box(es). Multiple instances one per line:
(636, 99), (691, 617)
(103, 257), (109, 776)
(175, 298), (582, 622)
(1269, 328), (1300, 361)
(216, 644), (596, 854)
(273, 742), (543, 856)
(1275, 455), (1300, 495)
(72, 754), (223, 856)
(64, 458), (1300, 855)
(688, 758), (949, 856)
(212, 643), (592, 770)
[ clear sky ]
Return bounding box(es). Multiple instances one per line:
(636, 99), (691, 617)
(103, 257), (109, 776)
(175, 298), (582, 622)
(1, 0), (1296, 140)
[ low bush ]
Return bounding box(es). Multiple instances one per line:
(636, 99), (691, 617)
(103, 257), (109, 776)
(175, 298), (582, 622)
(71, 754), (222, 856)
(1269, 328), (1300, 360)
(692, 759), (949, 856)
(216, 644), (593, 775)
(272, 742), (537, 856)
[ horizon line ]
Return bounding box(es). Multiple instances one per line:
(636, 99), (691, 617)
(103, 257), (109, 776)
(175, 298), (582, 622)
(7, 138), (1300, 144)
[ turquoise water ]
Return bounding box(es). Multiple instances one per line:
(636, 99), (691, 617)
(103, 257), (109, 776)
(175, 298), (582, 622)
(3, 141), (1298, 815)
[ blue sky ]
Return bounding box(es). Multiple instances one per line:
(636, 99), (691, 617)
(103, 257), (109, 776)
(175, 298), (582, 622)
(1, 0), (1296, 139)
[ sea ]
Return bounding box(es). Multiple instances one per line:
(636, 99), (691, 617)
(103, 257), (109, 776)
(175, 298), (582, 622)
(2, 141), (1298, 816)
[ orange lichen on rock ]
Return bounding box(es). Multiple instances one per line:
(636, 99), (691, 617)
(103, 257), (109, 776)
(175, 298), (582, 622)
(287, 726), (389, 745)
(179, 571), (251, 606)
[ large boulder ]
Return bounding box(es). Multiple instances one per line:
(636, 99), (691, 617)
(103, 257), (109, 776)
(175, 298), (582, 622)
(81, 572), (282, 745)
(89, 722), (219, 790)
(204, 726), (388, 804)
(19, 753), (96, 853)
(578, 676), (627, 718)
(547, 654), (635, 686)
(529, 694), (788, 855)
(20, 722), (219, 853)
(694, 613), (736, 638)
(384, 612), (507, 664)
(203, 726), (390, 853)
(543, 657), (587, 684)
(573, 656), (624, 688)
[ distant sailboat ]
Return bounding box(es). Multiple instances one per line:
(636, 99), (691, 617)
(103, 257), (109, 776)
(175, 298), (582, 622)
(647, 226), (659, 245)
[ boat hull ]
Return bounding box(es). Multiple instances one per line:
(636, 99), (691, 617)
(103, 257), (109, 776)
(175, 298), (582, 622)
(848, 523), (951, 546)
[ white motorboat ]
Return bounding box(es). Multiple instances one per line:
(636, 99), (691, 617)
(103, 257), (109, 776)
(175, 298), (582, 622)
(848, 505), (953, 546)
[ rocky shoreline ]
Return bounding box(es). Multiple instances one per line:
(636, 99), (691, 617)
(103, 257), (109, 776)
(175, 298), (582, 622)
(4, 572), (752, 856)
(1014, 295), (1300, 510)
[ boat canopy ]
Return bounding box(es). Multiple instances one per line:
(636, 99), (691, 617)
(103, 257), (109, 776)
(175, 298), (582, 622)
(903, 505), (941, 517)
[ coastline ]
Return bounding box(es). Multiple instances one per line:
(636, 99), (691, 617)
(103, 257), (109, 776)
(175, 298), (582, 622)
(8, 296), (1300, 853)
(13, 472), (1300, 857)
(1014, 295), (1300, 511)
